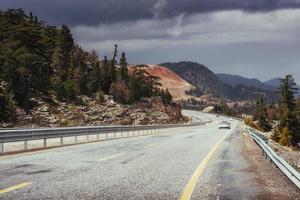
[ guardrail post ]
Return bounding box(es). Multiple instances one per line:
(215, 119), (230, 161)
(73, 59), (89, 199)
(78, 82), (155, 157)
(0, 143), (4, 154)
(43, 139), (47, 147)
(87, 135), (89, 141)
(75, 136), (78, 143)
(60, 137), (63, 145)
(97, 134), (99, 141)
(24, 141), (28, 150)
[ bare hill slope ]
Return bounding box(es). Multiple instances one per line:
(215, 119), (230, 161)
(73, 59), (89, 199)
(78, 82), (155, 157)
(144, 65), (194, 100)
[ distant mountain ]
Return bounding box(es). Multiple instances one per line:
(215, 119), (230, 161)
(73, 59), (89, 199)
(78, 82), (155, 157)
(264, 77), (300, 97)
(217, 73), (275, 91)
(264, 78), (281, 88)
(160, 61), (278, 102)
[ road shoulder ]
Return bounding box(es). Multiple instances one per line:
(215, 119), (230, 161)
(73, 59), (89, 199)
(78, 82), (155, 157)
(241, 127), (300, 199)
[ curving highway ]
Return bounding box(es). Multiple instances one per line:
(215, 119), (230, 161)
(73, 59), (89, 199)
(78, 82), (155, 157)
(0, 111), (297, 199)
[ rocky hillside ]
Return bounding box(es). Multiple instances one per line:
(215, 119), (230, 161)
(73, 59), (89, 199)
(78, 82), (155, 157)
(143, 65), (194, 100)
(161, 61), (278, 102)
(0, 95), (187, 128)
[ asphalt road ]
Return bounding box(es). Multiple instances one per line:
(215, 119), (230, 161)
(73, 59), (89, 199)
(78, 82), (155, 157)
(0, 111), (275, 199)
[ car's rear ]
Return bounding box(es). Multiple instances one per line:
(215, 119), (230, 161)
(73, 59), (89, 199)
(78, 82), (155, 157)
(218, 121), (231, 129)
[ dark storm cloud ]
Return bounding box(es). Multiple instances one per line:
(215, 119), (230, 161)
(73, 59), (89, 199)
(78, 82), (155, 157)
(71, 9), (300, 83)
(1, 1), (300, 83)
(1, 0), (300, 26)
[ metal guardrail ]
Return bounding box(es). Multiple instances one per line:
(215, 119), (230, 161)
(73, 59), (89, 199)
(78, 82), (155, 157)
(247, 128), (300, 189)
(0, 120), (211, 154)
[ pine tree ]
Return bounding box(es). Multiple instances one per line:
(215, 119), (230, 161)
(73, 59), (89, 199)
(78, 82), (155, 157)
(57, 24), (74, 81)
(256, 95), (272, 132)
(88, 50), (102, 93)
(110, 44), (118, 82)
(277, 75), (300, 146)
(72, 46), (89, 95)
(119, 52), (129, 83)
(164, 88), (172, 104)
(146, 75), (162, 95)
(101, 56), (111, 94)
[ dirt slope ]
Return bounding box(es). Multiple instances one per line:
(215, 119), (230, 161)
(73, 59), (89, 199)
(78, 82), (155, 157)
(144, 65), (194, 100)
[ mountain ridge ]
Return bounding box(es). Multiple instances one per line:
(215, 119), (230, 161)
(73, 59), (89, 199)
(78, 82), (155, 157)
(160, 61), (278, 102)
(217, 73), (276, 91)
(264, 77), (300, 96)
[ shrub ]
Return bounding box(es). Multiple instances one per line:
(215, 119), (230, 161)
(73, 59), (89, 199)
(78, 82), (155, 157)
(51, 77), (79, 100)
(279, 127), (292, 146)
(59, 118), (70, 126)
(96, 90), (105, 104)
(271, 128), (280, 142)
(0, 81), (16, 122)
(244, 116), (259, 130)
(109, 80), (130, 104)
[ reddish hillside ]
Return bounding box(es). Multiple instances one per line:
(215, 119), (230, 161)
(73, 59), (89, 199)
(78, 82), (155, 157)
(142, 65), (194, 100)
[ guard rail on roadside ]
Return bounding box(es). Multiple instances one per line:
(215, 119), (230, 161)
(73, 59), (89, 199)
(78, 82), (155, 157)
(0, 120), (211, 154)
(247, 128), (300, 189)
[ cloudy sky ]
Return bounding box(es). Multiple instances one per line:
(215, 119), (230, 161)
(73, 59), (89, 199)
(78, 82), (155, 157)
(1, 0), (300, 83)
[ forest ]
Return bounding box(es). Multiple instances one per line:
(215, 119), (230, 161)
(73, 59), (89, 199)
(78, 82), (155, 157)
(0, 9), (172, 122)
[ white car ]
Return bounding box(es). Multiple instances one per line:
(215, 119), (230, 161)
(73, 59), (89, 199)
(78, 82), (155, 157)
(218, 121), (231, 129)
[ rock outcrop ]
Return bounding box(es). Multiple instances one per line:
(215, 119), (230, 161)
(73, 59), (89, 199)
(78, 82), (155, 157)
(1, 95), (187, 128)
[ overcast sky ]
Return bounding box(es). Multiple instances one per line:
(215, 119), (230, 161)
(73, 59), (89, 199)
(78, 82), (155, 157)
(1, 0), (300, 83)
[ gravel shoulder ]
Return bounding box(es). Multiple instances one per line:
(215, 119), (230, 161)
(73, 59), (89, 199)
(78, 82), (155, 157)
(241, 127), (300, 199)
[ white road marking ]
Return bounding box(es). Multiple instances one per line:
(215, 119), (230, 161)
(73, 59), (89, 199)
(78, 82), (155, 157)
(97, 153), (124, 162)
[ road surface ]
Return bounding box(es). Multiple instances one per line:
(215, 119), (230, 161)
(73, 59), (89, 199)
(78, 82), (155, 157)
(0, 111), (298, 199)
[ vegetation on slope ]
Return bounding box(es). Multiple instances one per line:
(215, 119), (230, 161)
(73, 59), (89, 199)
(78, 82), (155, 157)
(0, 9), (173, 123)
(245, 75), (300, 147)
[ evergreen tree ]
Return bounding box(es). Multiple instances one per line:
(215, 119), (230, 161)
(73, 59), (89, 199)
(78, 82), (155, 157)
(57, 24), (74, 81)
(72, 46), (88, 95)
(255, 95), (272, 132)
(110, 44), (118, 82)
(161, 88), (172, 105)
(146, 75), (161, 96)
(88, 50), (102, 93)
(129, 64), (148, 100)
(51, 25), (78, 99)
(277, 75), (300, 146)
(0, 81), (16, 121)
(101, 56), (111, 94)
(119, 52), (129, 83)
